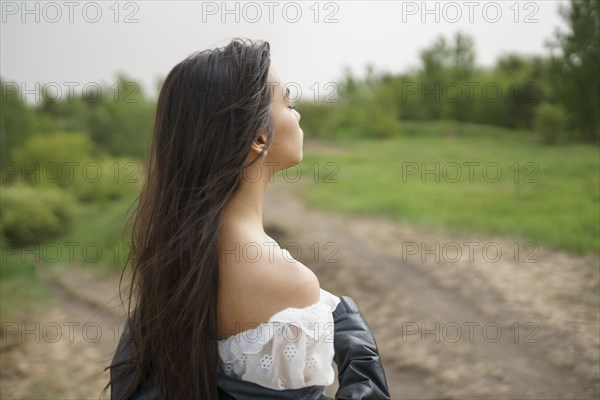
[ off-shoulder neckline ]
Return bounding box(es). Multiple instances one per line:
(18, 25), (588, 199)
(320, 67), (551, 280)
(217, 287), (339, 343)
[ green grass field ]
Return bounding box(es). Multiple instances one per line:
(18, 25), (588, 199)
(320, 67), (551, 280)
(297, 121), (599, 255)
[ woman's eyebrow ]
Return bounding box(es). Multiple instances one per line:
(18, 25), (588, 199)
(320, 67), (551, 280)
(284, 87), (290, 101)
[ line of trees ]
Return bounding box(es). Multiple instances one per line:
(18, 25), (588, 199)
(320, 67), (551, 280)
(1, 74), (155, 164)
(0, 0), (598, 172)
(298, 0), (599, 143)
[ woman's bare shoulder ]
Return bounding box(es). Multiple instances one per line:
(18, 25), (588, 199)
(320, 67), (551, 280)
(262, 246), (321, 308)
(219, 239), (321, 327)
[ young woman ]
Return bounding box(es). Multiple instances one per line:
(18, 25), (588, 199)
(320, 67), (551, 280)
(109, 38), (390, 399)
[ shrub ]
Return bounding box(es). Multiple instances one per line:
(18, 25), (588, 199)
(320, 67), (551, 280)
(534, 103), (568, 145)
(8, 132), (141, 202)
(9, 131), (95, 187)
(0, 185), (76, 246)
(295, 102), (336, 139)
(72, 158), (142, 202)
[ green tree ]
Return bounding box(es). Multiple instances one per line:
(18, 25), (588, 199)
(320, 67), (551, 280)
(333, 66), (401, 138)
(0, 79), (37, 164)
(534, 102), (569, 144)
(418, 36), (450, 119)
(86, 74), (154, 158)
(36, 88), (92, 134)
(417, 32), (477, 121)
(491, 54), (548, 129)
(548, 0), (600, 141)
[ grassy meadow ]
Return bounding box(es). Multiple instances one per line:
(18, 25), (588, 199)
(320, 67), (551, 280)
(296, 121), (599, 255)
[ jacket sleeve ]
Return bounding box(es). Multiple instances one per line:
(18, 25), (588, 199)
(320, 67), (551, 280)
(110, 323), (160, 400)
(332, 296), (391, 400)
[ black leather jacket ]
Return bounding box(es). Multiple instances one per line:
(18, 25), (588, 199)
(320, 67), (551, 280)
(110, 296), (391, 399)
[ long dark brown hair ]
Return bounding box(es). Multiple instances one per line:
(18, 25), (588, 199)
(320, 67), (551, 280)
(108, 38), (274, 399)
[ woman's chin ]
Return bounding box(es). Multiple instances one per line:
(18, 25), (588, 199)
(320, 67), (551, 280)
(286, 151), (303, 166)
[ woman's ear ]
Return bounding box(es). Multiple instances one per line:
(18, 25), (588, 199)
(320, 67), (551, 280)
(250, 131), (268, 156)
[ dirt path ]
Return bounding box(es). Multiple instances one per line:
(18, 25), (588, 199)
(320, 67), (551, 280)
(263, 175), (599, 399)
(1, 166), (598, 399)
(0, 267), (125, 399)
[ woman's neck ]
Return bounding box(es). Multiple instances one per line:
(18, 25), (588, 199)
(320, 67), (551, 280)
(221, 162), (271, 238)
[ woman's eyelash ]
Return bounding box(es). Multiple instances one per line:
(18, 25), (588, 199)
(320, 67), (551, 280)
(288, 104), (296, 110)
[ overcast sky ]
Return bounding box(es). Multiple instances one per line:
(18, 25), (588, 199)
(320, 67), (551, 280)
(1, 0), (569, 102)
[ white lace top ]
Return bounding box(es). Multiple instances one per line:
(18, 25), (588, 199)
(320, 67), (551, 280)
(217, 282), (341, 390)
